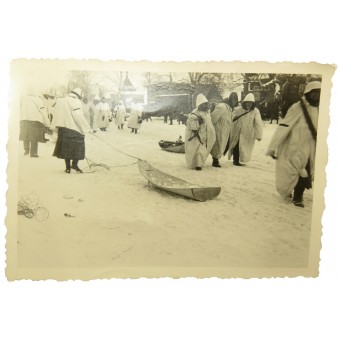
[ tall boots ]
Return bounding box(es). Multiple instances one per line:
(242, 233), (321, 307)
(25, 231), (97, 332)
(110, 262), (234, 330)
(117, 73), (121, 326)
(65, 159), (83, 173)
(212, 157), (221, 168)
(65, 159), (71, 173)
(232, 142), (244, 166)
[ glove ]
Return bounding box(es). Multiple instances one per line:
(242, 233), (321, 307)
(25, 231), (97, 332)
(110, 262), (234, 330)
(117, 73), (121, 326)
(301, 176), (312, 189)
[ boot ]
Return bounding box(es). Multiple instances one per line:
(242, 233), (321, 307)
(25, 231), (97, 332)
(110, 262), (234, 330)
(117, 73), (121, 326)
(71, 160), (83, 173)
(65, 159), (71, 173)
(30, 141), (39, 157)
(195, 167), (202, 171)
(293, 177), (305, 208)
(293, 200), (304, 208)
(212, 157), (221, 168)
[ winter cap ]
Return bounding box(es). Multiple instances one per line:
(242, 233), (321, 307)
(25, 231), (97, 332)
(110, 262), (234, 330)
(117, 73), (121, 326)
(93, 95), (100, 101)
(243, 93), (255, 103)
(118, 100), (123, 105)
(304, 81), (321, 94)
(196, 94), (208, 108)
(71, 88), (83, 98)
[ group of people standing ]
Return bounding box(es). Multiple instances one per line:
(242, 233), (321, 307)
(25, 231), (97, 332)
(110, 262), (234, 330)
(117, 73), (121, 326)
(82, 96), (143, 134)
(185, 91), (263, 171)
(83, 95), (112, 132)
(185, 80), (321, 208)
(19, 87), (145, 173)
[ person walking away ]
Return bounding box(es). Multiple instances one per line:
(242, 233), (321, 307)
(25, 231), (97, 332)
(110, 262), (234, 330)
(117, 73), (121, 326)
(90, 95), (101, 132)
(228, 93), (263, 166)
(128, 102), (142, 134)
(266, 81), (321, 208)
(210, 96), (234, 168)
(52, 88), (91, 173)
(115, 100), (126, 130)
(19, 88), (51, 157)
(185, 94), (216, 170)
(98, 96), (110, 131)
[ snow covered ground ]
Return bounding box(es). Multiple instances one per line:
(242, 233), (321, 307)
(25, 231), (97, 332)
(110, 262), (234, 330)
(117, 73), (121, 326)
(15, 118), (314, 272)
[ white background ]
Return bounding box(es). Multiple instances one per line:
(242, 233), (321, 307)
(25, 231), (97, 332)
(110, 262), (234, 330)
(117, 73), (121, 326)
(0, 1), (339, 339)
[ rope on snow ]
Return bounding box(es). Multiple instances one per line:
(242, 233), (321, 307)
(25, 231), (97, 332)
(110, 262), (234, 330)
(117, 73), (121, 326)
(81, 132), (142, 172)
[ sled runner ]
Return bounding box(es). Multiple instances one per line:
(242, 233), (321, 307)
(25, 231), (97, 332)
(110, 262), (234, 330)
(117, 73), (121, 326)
(158, 140), (185, 153)
(138, 159), (221, 202)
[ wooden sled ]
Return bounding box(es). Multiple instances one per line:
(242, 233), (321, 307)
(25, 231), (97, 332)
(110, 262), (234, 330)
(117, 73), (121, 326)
(158, 140), (185, 153)
(138, 159), (221, 202)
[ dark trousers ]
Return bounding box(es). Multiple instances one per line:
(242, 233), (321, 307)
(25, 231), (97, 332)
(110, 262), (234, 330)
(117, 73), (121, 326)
(233, 141), (240, 164)
(23, 141), (38, 156)
(293, 160), (311, 202)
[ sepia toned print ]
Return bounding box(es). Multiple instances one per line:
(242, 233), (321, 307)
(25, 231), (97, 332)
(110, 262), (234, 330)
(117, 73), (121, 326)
(6, 60), (335, 280)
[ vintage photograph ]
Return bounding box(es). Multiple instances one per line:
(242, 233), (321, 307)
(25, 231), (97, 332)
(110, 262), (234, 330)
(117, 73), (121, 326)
(6, 60), (335, 279)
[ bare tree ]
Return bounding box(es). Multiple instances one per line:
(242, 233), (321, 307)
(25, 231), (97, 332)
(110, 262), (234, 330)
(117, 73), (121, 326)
(188, 72), (208, 84)
(143, 72), (170, 86)
(67, 70), (94, 97)
(97, 71), (125, 92)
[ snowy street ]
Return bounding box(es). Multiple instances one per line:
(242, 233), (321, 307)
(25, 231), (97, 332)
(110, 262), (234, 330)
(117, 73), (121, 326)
(14, 118), (314, 272)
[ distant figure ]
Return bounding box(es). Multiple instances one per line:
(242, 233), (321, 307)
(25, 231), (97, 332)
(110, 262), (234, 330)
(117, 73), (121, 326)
(266, 81), (321, 208)
(228, 93), (263, 166)
(115, 100), (126, 130)
(19, 89), (50, 157)
(268, 94), (280, 124)
(163, 106), (174, 125)
(82, 97), (91, 126)
(90, 95), (101, 132)
(52, 88), (91, 173)
(185, 94), (216, 170)
(176, 135), (183, 144)
(128, 103), (142, 134)
(176, 112), (188, 125)
(98, 96), (110, 131)
(42, 88), (57, 124)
